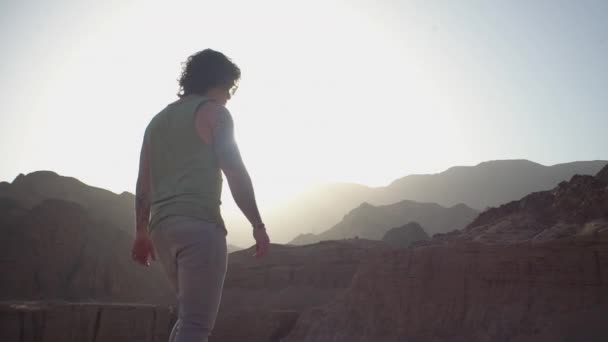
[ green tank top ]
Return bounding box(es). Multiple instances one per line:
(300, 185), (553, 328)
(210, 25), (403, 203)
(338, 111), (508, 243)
(144, 94), (225, 232)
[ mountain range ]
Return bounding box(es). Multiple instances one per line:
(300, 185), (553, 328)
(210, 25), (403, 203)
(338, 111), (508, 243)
(2, 160), (608, 341)
(286, 163), (608, 341)
(289, 200), (477, 245)
(0, 171), (243, 252)
(2, 160), (606, 247)
(246, 159), (606, 243)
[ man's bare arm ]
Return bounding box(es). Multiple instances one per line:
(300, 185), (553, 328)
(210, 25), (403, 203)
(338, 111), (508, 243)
(201, 103), (263, 227)
(135, 140), (151, 235)
(131, 138), (156, 265)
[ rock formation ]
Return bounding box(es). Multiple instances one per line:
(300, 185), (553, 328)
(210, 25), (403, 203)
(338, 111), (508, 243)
(285, 165), (608, 341)
(287, 240), (608, 341)
(3, 164), (608, 341)
(382, 221), (429, 248)
(429, 169), (608, 244)
(0, 199), (173, 304)
(212, 239), (389, 341)
(0, 301), (174, 342)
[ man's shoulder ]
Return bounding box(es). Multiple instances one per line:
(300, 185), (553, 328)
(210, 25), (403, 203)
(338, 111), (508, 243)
(196, 101), (233, 127)
(144, 106), (169, 133)
(198, 100), (231, 117)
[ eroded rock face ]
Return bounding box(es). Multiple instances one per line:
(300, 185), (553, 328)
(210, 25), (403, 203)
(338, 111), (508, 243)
(287, 240), (608, 342)
(0, 199), (173, 304)
(212, 239), (389, 342)
(0, 301), (174, 342)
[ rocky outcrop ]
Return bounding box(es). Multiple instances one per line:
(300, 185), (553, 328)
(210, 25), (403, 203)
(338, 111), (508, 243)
(0, 199), (173, 304)
(382, 222), (429, 248)
(287, 240), (608, 341)
(429, 171), (608, 244)
(212, 239), (389, 341)
(290, 201), (477, 245)
(0, 301), (175, 342)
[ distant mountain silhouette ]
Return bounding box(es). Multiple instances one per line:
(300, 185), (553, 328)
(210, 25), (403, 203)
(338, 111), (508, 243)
(227, 244), (243, 253)
(242, 182), (375, 243)
(0, 171), (135, 235)
(3, 159), (605, 246)
(289, 200), (477, 245)
(260, 160), (606, 243)
(380, 159), (607, 210)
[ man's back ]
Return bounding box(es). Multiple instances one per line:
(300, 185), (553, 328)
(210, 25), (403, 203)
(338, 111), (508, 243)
(144, 94), (224, 231)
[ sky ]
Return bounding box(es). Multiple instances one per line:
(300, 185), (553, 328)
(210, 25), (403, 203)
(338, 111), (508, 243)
(1, 0), (607, 212)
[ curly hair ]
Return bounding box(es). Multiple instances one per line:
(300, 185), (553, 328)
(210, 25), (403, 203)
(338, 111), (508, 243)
(177, 49), (241, 98)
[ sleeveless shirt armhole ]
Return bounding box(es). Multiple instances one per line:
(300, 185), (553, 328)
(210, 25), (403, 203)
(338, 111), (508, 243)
(193, 97), (215, 145)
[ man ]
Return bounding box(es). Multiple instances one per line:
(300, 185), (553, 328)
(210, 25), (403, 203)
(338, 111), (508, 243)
(131, 49), (270, 342)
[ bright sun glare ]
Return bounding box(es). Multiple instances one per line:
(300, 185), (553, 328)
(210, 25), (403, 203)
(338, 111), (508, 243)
(24, 0), (471, 210)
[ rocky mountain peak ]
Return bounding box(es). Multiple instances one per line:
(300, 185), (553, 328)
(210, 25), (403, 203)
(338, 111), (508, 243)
(429, 166), (608, 244)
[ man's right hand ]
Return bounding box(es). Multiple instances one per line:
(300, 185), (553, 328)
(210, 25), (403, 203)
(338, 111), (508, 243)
(253, 226), (270, 258)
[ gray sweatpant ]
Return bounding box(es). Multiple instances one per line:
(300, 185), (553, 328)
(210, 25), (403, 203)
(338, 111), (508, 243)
(151, 216), (228, 342)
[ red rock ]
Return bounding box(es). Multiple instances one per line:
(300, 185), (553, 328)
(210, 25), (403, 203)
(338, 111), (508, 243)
(427, 172), (608, 244)
(212, 239), (389, 341)
(0, 199), (173, 305)
(0, 301), (173, 342)
(287, 240), (608, 341)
